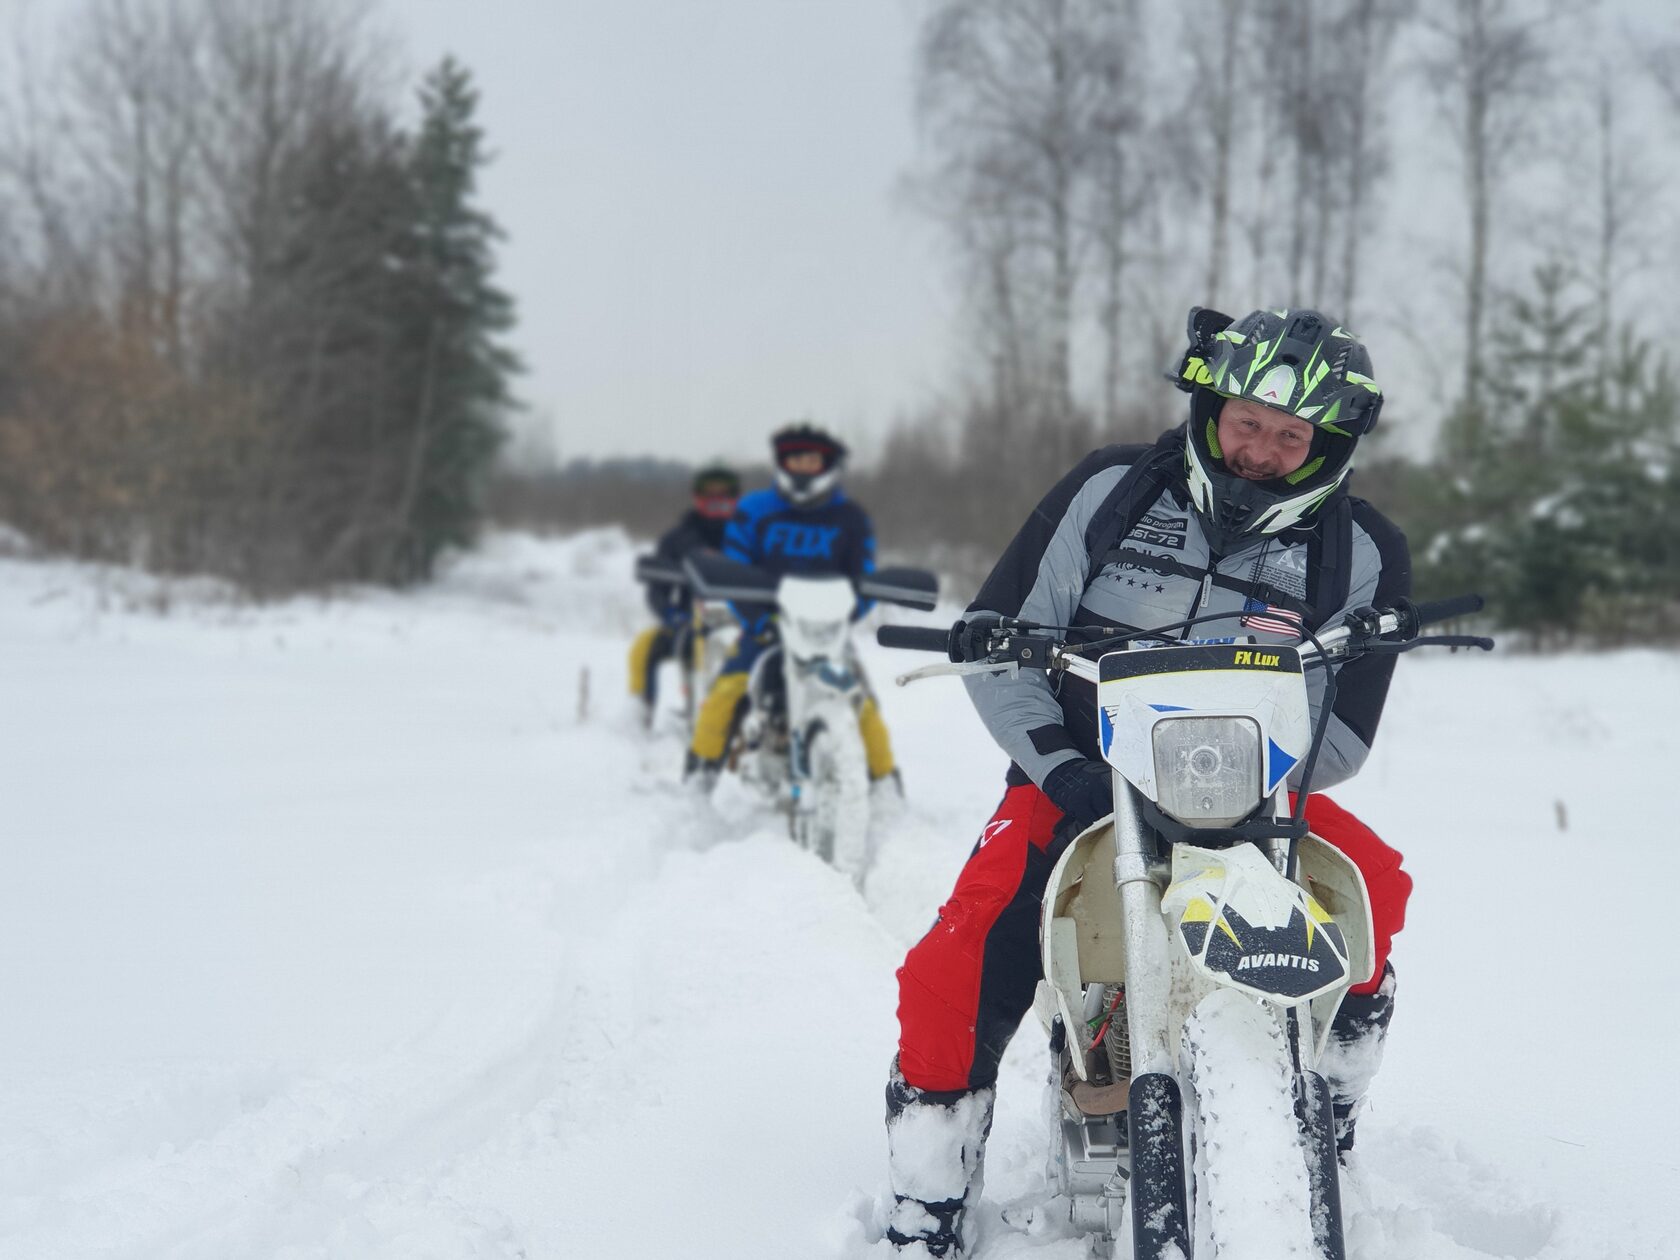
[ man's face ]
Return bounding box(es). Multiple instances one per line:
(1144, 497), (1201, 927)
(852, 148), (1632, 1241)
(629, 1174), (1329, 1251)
(693, 481), (738, 520)
(1216, 398), (1316, 480)
(780, 450), (825, 476)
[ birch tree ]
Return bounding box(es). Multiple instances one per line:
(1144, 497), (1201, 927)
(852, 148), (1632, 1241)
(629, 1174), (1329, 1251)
(1420, 0), (1553, 423)
(1086, 0), (1151, 429)
(915, 0), (1132, 428)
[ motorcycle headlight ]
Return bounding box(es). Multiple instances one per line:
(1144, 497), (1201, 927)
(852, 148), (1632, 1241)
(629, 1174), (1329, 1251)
(795, 618), (846, 651)
(1151, 716), (1262, 828)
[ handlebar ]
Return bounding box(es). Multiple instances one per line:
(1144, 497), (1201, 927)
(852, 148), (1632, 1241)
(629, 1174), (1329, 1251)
(1407, 593), (1484, 628)
(875, 624), (956, 656)
(876, 593), (1493, 679)
(876, 593), (1492, 815)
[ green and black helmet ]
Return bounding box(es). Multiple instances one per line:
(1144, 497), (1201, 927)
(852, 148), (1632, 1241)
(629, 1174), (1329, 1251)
(1172, 306), (1383, 551)
(690, 462), (741, 520)
(691, 462), (741, 497)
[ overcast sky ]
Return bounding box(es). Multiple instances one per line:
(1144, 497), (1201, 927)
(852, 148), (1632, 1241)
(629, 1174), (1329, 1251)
(398, 0), (946, 468)
(6, 1), (1673, 469)
(393, 0), (1680, 472)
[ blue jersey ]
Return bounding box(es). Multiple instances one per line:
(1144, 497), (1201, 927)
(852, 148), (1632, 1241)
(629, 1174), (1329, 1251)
(723, 486), (877, 625)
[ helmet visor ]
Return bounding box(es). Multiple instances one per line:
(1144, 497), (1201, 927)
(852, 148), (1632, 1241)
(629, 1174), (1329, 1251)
(693, 492), (738, 520)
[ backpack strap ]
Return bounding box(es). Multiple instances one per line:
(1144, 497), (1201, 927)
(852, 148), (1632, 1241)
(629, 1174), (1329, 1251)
(1305, 494), (1355, 629)
(1083, 431), (1186, 588)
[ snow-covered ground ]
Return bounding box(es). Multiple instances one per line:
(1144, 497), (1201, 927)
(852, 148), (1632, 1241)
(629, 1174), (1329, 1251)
(2, 529), (1676, 1259)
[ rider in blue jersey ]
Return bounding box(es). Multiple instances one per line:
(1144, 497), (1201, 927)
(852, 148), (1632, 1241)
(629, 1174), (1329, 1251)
(686, 424), (896, 788)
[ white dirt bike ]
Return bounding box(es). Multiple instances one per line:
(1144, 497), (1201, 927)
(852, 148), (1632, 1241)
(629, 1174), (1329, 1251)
(684, 554), (938, 880)
(878, 594), (1492, 1259)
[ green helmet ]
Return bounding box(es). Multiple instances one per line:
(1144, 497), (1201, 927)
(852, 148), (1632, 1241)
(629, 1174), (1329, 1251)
(690, 463), (740, 520)
(691, 463), (740, 498)
(1173, 307), (1384, 551)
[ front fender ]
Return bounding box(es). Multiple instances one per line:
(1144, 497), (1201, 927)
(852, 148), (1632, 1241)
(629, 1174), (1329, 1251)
(1162, 842), (1352, 1005)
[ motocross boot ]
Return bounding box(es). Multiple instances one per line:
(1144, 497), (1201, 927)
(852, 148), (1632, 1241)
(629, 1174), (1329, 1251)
(682, 750), (720, 794)
(872, 768), (906, 797)
(885, 1058), (994, 1257)
(1320, 961), (1396, 1157)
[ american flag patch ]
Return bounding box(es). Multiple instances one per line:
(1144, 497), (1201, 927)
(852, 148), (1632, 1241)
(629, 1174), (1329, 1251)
(1240, 597), (1305, 637)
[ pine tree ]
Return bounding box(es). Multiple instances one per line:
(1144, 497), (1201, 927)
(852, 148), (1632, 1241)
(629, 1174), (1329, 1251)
(1417, 263), (1680, 646)
(1549, 333), (1680, 643)
(206, 108), (426, 591)
(391, 57), (518, 582)
(1416, 265), (1582, 641)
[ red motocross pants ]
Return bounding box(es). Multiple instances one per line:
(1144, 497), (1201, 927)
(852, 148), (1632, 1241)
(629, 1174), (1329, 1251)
(895, 784), (1412, 1094)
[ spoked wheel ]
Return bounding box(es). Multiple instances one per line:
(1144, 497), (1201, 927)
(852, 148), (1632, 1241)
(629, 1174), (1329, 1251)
(795, 720), (870, 880)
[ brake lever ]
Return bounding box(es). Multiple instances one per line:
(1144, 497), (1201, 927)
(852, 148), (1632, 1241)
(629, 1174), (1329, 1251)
(1361, 634), (1496, 654)
(894, 660), (1022, 687)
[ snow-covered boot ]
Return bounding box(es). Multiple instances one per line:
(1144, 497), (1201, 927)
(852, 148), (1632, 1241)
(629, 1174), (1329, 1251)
(682, 750), (720, 794)
(872, 768), (906, 799)
(1320, 961), (1396, 1157)
(870, 769), (908, 827)
(885, 1058), (994, 1257)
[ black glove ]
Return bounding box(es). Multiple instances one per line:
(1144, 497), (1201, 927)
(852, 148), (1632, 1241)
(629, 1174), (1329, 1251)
(1041, 758), (1115, 832)
(950, 614), (1002, 662)
(1341, 605), (1383, 640)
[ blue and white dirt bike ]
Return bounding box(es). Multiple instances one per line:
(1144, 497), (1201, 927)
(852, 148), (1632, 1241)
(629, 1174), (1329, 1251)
(676, 554), (938, 881)
(878, 595), (1492, 1259)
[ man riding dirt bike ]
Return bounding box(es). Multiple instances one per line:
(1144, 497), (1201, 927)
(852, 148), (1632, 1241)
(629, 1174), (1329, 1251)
(685, 424), (897, 794)
(628, 463), (741, 727)
(678, 547), (936, 879)
(879, 308), (1419, 1257)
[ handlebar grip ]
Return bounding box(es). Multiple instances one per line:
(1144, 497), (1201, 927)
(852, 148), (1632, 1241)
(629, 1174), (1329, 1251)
(1411, 594), (1484, 627)
(876, 624), (955, 655)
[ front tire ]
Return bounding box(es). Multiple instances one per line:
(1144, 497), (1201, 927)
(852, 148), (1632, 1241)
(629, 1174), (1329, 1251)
(795, 721), (870, 880)
(1181, 990), (1318, 1259)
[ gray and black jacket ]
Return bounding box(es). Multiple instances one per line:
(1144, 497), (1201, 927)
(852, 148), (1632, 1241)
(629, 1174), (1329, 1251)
(964, 427), (1411, 793)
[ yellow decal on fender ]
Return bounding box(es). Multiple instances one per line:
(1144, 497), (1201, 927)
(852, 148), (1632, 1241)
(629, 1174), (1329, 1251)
(1304, 894), (1334, 950)
(1179, 893), (1242, 947)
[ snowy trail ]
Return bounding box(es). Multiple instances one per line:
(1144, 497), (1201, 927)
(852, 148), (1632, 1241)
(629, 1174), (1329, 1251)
(2, 531), (1676, 1259)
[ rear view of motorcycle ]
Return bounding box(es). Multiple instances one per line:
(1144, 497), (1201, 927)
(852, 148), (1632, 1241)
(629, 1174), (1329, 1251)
(879, 595), (1493, 1258)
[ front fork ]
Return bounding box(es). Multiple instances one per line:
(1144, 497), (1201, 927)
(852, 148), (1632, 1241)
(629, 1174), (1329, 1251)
(1265, 817), (1315, 1077)
(1111, 779), (1322, 1079)
(1269, 803), (1347, 1260)
(1110, 771), (1192, 1259)
(1111, 775), (1173, 1079)
(785, 660), (861, 789)
(1109, 779), (1337, 1260)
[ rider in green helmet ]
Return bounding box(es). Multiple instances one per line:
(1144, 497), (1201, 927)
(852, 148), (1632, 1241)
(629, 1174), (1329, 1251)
(628, 464), (741, 724)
